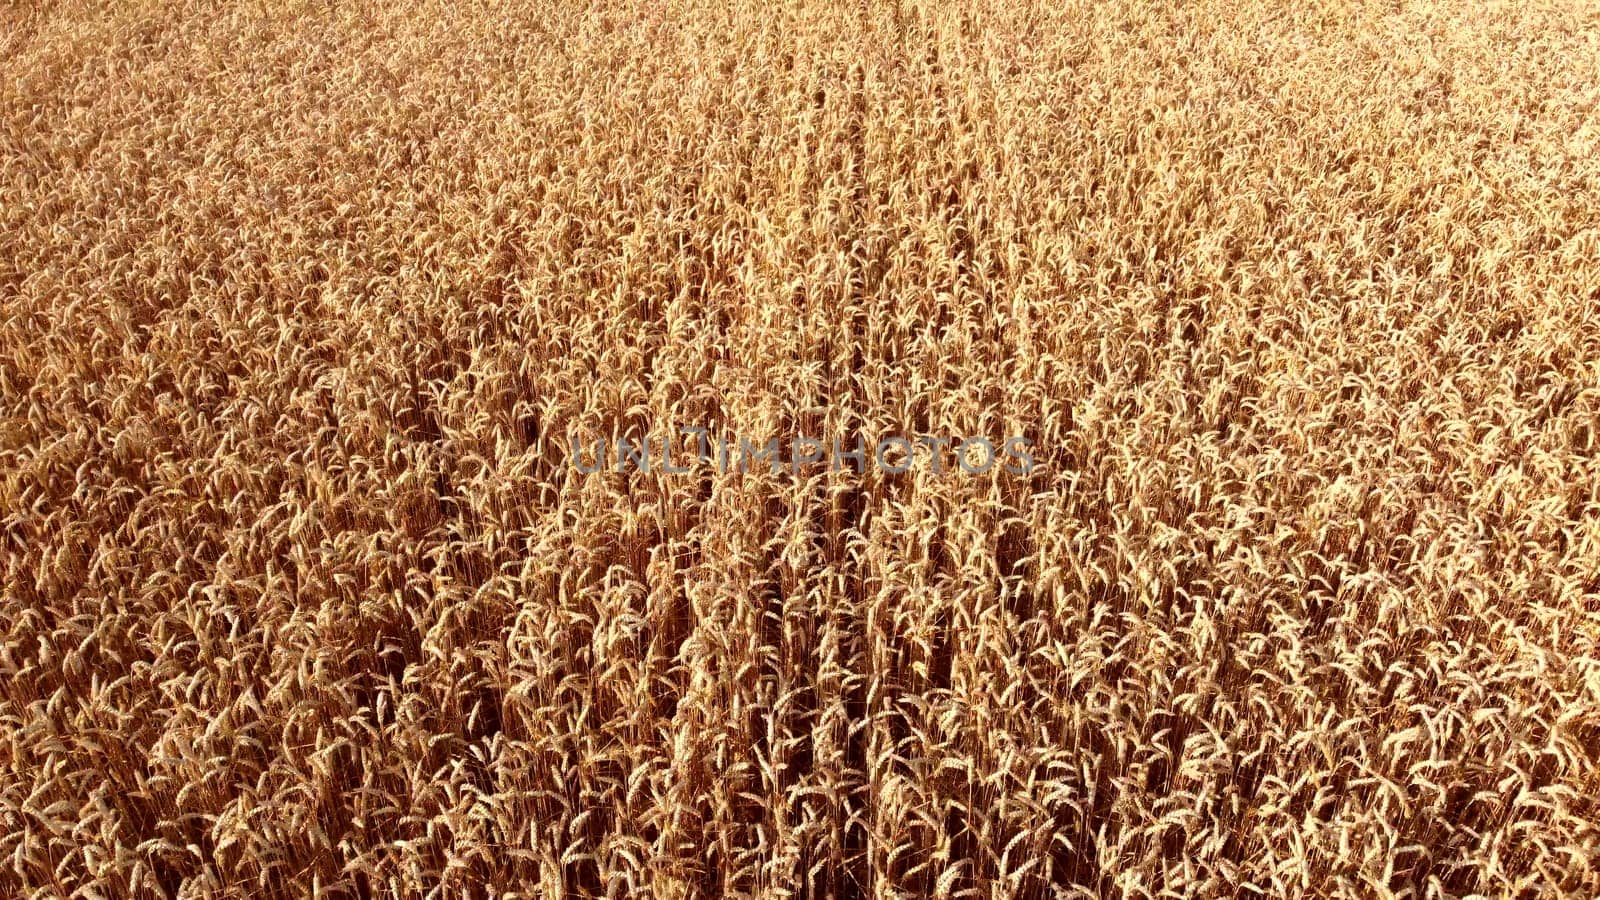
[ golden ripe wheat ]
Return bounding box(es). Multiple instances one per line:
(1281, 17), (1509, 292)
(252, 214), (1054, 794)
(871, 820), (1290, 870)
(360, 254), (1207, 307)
(3, 0), (1600, 896)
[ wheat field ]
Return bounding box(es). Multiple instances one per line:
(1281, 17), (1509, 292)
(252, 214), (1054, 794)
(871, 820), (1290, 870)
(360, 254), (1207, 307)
(4, 0), (1600, 896)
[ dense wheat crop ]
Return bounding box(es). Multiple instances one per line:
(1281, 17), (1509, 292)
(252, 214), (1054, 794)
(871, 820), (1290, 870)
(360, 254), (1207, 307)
(5, 0), (1600, 896)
